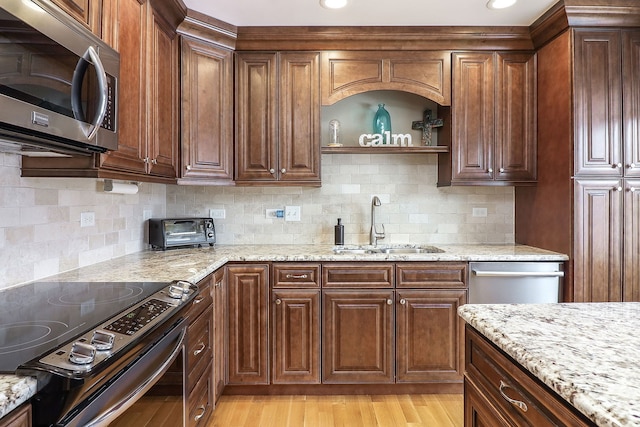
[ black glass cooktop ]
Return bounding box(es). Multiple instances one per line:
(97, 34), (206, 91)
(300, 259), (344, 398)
(0, 281), (170, 373)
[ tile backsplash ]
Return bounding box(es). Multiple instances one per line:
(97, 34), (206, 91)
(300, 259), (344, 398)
(1, 151), (514, 289)
(166, 153), (514, 246)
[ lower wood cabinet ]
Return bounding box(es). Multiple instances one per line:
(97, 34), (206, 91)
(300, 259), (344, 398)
(322, 290), (394, 383)
(464, 325), (594, 427)
(226, 264), (270, 385)
(212, 269), (227, 403)
(0, 403), (31, 427)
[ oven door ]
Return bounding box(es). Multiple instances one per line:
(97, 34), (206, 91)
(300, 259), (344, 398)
(54, 319), (186, 427)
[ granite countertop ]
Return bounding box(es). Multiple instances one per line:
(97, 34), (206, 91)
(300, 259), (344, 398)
(459, 303), (640, 427)
(0, 243), (566, 419)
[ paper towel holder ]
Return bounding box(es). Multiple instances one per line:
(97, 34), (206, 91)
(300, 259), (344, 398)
(103, 179), (139, 194)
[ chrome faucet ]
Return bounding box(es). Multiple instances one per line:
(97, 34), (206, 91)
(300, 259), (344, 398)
(369, 196), (386, 246)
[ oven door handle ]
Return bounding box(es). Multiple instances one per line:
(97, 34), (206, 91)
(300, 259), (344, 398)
(60, 319), (187, 427)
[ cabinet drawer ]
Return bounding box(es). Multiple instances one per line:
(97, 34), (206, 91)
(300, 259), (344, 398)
(0, 403), (31, 427)
(187, 307), (213, 391)
(396, 262), (467, 288)
(322, 263), (394, 288)
(188, 277), (213, 322)
(187, 360), (214, 427)
(273, 263), (321, 288)
(465, 326), (594, 427)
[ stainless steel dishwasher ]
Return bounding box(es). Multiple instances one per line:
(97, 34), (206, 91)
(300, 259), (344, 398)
(468, 262), (564, 304)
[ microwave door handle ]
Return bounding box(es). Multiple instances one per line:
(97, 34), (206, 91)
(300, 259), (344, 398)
(71, 46), (108, 141)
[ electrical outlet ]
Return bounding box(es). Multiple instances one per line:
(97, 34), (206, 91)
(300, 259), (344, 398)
(285, 205), (301, 222)
(210, 209), (225, 219)
(143, 209), (153, 220)
(80, 211), (95, 227)
(472, 207), (488, 218)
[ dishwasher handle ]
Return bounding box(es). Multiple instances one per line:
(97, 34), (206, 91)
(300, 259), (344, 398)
(472, 270), (564, 278)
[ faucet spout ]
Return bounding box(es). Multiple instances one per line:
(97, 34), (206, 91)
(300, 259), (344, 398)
(369, 196), (386, 246)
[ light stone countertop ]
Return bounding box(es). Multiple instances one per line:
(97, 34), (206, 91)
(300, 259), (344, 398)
(459, 303), (640, 427)
(0, 243), (566, 419)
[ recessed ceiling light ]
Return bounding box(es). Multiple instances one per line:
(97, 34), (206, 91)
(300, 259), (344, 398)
(486, 0), (517, 9)
(320, 0), (348, 9)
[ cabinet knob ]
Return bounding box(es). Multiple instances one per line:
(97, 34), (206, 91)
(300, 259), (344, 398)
(399, 298), (406, 305)
(499, 167), (505, 173)
(215, 280), (222, 288)
(151, 158), (157, 165)
(613, 162), (622, 168)
(615, 186), (623, 192)
(269, 168), (276, 175)
(488, 168), (493, 173)
(629, 187), (636, 193)
(275, 298), (282, 305)
(629, 163), (636, 169)
(143, 157), (149, 164)
(386, 299), (393, 305)
(281, 168), (287, 174)
(186, 165), (192, 171)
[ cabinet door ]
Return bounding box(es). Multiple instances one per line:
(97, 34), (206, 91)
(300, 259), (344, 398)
(623, 31), (640, 178)
(212, 270), (226, 403)
(235, 52), (278, 182)
(464, 379), (511, 427)
(51, 0), (102, 35)
(573, 29), (623, 177)
(451, 52), (495, 182)
(146, 5), (179, 178)
(322, 290), (394, 383)
(180, 37), (233, 183)
(272, 290), (320, 384)
(227, 264), (269, 384)
(495, 52), (537, 182)
(99, 0), (148, 175)
(278, 52), (321, 184)
(396, 290), (466, 383)
(574, 179), (623, 302)
(624, 179), (640, 301)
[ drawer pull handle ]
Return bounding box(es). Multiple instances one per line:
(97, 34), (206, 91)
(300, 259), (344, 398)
(194, 405), (206, 421)
(499, 380), (528, 412)
(193, 296), (204, 305)
(193, 343), (206, 356)
(285, 274), (309, 279)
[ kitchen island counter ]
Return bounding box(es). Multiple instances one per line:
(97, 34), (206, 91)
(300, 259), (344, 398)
(459, 303), (640, 427)
(0, 243), (565, 419)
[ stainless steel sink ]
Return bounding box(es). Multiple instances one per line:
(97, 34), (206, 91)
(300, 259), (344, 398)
(332, 245), (443, 255)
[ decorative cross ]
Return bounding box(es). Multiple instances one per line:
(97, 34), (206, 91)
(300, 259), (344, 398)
(411, 109), (444, 146)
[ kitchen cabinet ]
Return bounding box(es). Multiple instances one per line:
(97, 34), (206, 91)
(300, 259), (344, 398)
(177, 31), (234, 184)
(21, 0), (183, 183)
(516, 29), (640, 303)
(395, 262), (467, 383)
(320, 51), (451, 106)
(235, 51), (321, 186)
(50, 0), (102, 36)
(0, 403), (31, 427)
(439, 51), (536, 186)
(464, 325), (594, 426)
(271, 263), (321, 384)
(212, 268), (227, 404)
(226, 264), (270, 385)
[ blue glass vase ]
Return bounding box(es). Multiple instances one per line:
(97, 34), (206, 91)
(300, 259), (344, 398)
(373, 104), (392, 136)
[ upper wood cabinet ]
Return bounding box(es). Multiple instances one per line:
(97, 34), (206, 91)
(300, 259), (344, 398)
(178, 36), (234, 184)
(50, 0), (102, 36)
(440, 51), (536, 186)
(320, 51), (451, 106)
(235, 51), (321, 186)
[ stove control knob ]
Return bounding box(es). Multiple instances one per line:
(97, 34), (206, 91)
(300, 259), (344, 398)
(91, 330), (116, 351)
(69, 342), (97, 365)
(168, 280), (192, 299)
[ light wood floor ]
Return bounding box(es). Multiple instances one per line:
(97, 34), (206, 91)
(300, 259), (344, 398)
(208, 394), (464, 427)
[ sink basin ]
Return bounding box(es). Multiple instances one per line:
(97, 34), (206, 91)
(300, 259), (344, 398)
(332, 245), (444, 255)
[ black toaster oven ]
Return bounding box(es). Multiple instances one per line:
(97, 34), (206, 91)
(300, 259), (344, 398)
(148, 218), (215, 250)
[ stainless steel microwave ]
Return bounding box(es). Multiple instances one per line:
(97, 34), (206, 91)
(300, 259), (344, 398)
(0, 0), (119, 156)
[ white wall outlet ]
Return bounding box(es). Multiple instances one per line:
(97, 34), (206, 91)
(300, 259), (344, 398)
(472, 207), (488, 218)
(210, 209), (226, 219)
(80, 211), (95, 227)
(285, 205), (301, 222)
(143, 209), (153, 220)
